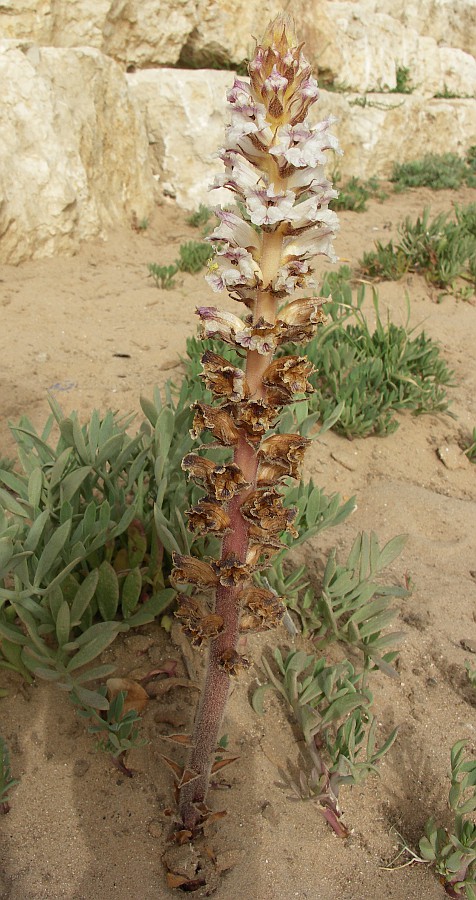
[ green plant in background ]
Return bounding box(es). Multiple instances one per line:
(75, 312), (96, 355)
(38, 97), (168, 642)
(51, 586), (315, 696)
(360, 205), (476, 291)
(186, 204), (214, 231)
(391, 149), (476, 191)
(0, 393), (187, 709)
(465, 661), (476, 688)
(262, 531), (408, 674)
(330, 173), (387, 213)
(0, 736), (18, 813)
(391, 65), (414, 94)
(75, 689), (146, 776)
(253, 648), (398, 836)
(434, 85), (476, 100)
(420, 741), (476, 898)
(175, 240), (211, 274)
(148, 263), (178, 289)
(148, 241), (211, 286)
(463, 428), (476, 463)
(297, 285), (453, 438)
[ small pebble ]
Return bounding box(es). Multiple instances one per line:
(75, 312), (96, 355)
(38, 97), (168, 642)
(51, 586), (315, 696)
(73, 758), (90, 778)
(437, 443), (469, 470)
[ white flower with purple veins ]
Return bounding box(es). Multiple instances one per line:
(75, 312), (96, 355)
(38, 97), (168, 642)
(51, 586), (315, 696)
(280, 226), (338, 265)
(209, 209), (260, 252)
(246, 187), (295, 227)
(206, 246), (261, 293)
(270, 120), (341, 169)
(213, 152), (262, 196)
(196, 306), (244, 342)
(262, 65), (289, 101)
(288, 200), (340, 231)
(271, 259), (315, 294)
(226, 79), (257, 116)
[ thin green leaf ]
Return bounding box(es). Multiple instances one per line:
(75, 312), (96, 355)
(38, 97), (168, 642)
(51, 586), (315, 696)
(34, 520), (71, 587)
(251, 683), (273, 716)
(95, 561), (119, 621)
(70, 569), (100, 625)
(67, 622), (121, 671)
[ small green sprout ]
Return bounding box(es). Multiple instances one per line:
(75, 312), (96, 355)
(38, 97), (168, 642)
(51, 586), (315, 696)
(420, 741), (476, 898)
(0, 737), (19, 813)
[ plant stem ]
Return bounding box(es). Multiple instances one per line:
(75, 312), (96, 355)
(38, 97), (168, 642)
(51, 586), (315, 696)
(179, 238), (283, 830)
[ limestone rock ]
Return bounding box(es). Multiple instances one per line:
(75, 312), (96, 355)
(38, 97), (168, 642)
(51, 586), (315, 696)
(178, 0), (290, 68)
(50, 0), (111, 48)
(314, 92), (476, 180)
(0, 0), (51, 42)
(127, 68), (234, 211)
(102, 0), (197, 68)
(360, 0), (476, 56)
(0, 41), (155, 265)
(128, 67), (476, 211)
(302, 1), (476, 96)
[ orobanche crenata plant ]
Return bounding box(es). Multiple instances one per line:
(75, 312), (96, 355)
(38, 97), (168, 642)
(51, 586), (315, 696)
(170, 16), (341, 834)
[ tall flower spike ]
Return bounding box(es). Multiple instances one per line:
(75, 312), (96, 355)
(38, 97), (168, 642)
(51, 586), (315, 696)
(171, 15), (340, 834)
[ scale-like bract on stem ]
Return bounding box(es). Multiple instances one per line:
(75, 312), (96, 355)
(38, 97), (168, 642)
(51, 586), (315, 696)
(170, 15), (340, 832)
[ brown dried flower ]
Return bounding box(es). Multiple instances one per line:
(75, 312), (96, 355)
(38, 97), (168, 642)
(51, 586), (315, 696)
(182, 454), (249, 501)
(186, 500), (232, 535)
(258, 433), (310, 481)
(240, 488), (298, 537)
(175, 594), (224, 647)
(276, 297), (327, 344)
(240, 586), (286, 631)
(245, 541), (282, 568)
(171, 554), (218, 588)
(213, 555), (251, 586)
(200, 350), (249, 401)
(230, 399), (280, 442)
(190, 402), (241, 446)
(219, 649), (250, 675)
(262, 356), (315, 404)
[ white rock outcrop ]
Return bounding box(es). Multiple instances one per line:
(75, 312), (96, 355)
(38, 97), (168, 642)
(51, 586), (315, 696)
(102, 0), (197, 67)
(0, 41), (155, 265)
(0, 0), (294, 68)
(177, 0), (291, 67)
(127, 68), (233, 211)
(128, 68), (476, 210)
(361, 0), (476, 56)
(303, 2), (476, 96)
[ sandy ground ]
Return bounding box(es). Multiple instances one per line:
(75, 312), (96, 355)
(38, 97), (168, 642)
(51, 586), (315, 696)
(0, 185), (475, 900)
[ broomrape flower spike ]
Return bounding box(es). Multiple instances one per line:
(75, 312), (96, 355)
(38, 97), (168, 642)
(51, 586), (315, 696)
(170, 15), (340, 834)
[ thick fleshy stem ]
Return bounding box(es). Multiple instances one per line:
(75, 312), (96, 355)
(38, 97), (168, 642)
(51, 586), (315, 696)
(179, 240), (283, 829)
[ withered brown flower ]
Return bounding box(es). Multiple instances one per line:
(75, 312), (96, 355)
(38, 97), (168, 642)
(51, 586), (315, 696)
(219, 649), (250, 675)
(230, 399), (280, 442)
(273, 297), (328, 344)
(190, 402), (241, 446)
(186, 500), (232, 535)
(262, 356), (315, 404)
(246, 541), (282, 568)
(182, 454), (249, 501)
(240, 488), (298, 537)
(240, 586), (286, 631)
(200, 350), (249, 402)
(258, 433), (310, 481)
(212, 464), (250, 502)
(171, 553), (218, 588)
(175, 594), (224, 648)
(213, 555), (250, 586)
